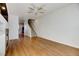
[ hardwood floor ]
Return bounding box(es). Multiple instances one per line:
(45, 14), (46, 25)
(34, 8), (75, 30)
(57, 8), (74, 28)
(5, 36), (79, 56)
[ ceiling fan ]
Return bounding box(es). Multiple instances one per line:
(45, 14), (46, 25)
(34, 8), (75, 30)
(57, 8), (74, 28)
(27, 4), (47, 15)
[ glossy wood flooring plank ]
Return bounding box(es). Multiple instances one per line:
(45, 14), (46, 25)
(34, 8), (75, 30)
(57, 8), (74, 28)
(5, 36), (79, 56)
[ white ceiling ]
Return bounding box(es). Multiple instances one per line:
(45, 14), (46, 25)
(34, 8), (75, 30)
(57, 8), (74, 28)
(6, 3), (72, 20)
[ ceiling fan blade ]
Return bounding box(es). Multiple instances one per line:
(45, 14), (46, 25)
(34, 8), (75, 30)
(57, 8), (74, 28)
(28, 7), (34, 10)
(38, 7), (43, 10)
(38, 4), (46, 11)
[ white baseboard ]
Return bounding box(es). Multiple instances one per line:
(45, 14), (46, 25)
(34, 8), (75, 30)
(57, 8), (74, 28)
(37, 35), (79, 49)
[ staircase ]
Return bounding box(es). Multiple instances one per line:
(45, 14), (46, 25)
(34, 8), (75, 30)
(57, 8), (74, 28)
(28, 19), (37, 37)
(0, 3), (8, 56)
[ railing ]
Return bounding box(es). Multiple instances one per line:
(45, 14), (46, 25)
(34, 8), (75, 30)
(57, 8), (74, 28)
(0, 3), (8, 22)
(0, 14), (8, 56)
(0, 3), (8, 56)
(28, 19), (37, 37)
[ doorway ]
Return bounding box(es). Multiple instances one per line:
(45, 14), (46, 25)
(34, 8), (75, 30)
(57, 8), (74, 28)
(19, 20), (24, 38)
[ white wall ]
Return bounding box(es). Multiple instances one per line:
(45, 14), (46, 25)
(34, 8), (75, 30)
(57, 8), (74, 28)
(9, 15), (19, 40)
(35, 4), (79, 48)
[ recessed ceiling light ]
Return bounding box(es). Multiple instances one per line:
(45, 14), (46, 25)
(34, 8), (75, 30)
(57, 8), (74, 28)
(1, 6), (6, 10)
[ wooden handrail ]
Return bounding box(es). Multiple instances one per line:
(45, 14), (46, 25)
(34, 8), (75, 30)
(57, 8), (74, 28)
(0, 3), (8, 22)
